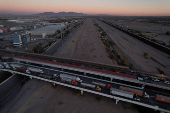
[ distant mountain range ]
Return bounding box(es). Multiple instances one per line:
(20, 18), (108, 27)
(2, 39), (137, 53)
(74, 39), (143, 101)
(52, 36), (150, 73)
(36, 12), (87, 16)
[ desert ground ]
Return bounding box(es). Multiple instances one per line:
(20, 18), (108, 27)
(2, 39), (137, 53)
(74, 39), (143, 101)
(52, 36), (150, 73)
(95, 19), (170, 75)
(0, 79), (138, 113)
(109, 18), (170, 45)
(54, 18), (113, 65)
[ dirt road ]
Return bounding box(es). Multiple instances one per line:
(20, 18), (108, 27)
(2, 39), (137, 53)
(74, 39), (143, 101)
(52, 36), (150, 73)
(54, 18), (113, 65)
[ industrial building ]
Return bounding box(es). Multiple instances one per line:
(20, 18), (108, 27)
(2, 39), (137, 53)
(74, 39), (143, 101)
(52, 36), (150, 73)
(30, 24), (65, 38)
(12, 32), (31, 47)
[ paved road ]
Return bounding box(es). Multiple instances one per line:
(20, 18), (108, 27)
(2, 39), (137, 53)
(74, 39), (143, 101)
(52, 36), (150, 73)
(0, 74), (29, 108)
(2, 62), (170, 111)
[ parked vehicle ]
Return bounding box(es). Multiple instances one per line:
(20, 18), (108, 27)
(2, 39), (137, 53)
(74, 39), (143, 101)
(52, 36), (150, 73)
(110, 88), (140, 101)
(119, 86), (149, 98)
(17, 68), (30, 74)
(61, 77), (78, 85)
(3, 63), (10, 69)
(10, 64), (21, 70)
(27, 67), (43, 73)
(156, 94), (170, 103)
(81, 82), (101, 91)
(60, 74), (82, 82)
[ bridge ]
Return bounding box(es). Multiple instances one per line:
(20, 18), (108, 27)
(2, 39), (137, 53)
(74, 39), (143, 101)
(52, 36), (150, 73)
(0, 49), (170, 113)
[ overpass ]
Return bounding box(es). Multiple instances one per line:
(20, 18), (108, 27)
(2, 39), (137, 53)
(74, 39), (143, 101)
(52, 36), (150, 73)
(0, 51), (170, 112)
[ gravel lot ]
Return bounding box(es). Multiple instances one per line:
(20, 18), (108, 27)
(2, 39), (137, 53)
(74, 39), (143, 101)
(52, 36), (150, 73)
(54, 18), (113, 65)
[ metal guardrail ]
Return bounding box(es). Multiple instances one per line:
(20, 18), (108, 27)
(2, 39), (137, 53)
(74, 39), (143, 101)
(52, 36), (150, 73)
(0, 68), (169, 113)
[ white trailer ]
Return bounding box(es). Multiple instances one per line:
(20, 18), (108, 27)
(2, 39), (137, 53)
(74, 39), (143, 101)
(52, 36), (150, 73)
(92, 81), (106, 87)
(61, 77), (72, 83)
(81, 82), (96, 89)
(10, 27), (16, 31)
(10, 64), (21, 70)
(0, 30), (3, 33)
(27, 67), (43, 73)
(110, 88), (134, 99)
(60, 74), (82, 82)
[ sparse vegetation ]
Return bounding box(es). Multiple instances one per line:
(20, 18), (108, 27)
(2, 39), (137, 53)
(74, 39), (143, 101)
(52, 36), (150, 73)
(96, 97), (101, 102)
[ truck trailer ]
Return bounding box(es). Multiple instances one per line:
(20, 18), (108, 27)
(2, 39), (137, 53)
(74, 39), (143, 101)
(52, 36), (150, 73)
(119, 86), (149, 98)
(92, 81), (106, 88)
(61, 77), (78, 85)
(39, 74), (52, 79)
(10, 64), (21, 70)
(60, 74), (82, 82)
(156, 94), (170, 103)
(27, 67), (43, 73)
(81, 82), (101, 91)
(17, 68), (30, 74)
(110, 88), (140, 101)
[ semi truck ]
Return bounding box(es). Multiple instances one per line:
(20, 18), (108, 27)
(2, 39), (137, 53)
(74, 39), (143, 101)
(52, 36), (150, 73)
(92, 81), (112, 89)
(110, 88), (140, 101)
(60, 74), (82, 82)
(39, 74), (52, 79)
(17, 68), (30, 74)
(92, 81), (106, 87)
(27, 67), (43, 73)
(3, 63), (10, 69)
(10, 64), (21, 70)
(61, 77), (78, 85)
(156, 94), (170, 103)
(119, 86), (149, 98)
(81, 82), (101, 91)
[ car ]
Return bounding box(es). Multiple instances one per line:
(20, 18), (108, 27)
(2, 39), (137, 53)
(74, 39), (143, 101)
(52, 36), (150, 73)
(164, 81), (170, 84)
(152, 79), (159, 82)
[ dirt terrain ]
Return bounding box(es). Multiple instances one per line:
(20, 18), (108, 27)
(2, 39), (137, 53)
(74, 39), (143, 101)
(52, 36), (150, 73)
(0, 79), (138, 113)
(110, 19), (170, 45)
(96, 19), (170, 75)
(54, 18), (113, 65)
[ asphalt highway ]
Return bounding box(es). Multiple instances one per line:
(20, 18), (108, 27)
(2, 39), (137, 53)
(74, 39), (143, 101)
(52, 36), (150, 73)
(2, 62), (170, 111)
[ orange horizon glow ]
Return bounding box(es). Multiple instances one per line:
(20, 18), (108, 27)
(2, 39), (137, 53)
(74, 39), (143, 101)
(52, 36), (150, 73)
(0, 0), (170, 16)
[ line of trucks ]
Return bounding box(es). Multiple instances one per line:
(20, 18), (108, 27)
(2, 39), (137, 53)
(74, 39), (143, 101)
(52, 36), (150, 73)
(0, 63), (170, 104)
(0, 63), (44, 74)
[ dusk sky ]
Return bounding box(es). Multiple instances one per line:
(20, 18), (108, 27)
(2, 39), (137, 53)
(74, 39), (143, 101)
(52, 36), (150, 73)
(0, 0), (170, 16)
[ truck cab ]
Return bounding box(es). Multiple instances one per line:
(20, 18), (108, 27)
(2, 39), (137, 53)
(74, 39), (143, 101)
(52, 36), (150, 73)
(75, 77), (82, 82)
(39, 69), (44, 73)
(3, 63), (10, 69)
(96, 86), (101, 91)
(144, 92), (150, 98)
(26, 70), (31, 74)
